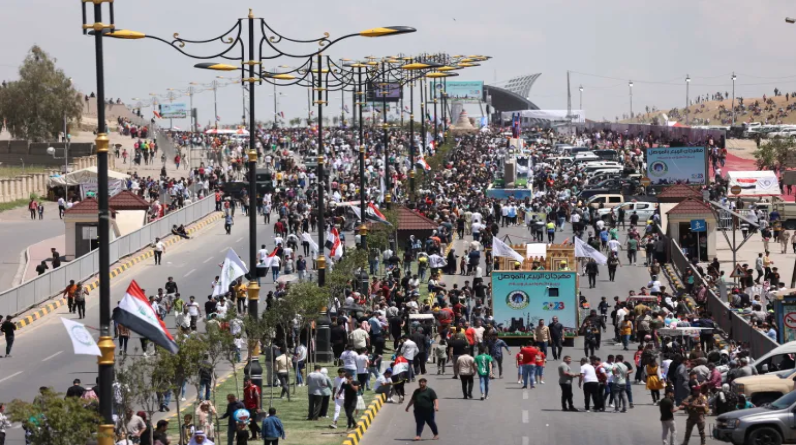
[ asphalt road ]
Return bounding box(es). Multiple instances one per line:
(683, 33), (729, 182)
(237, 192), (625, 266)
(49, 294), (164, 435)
(0, 208), (294, 444)
(0, 216), (63, 291)
(359, 222), (723, 445)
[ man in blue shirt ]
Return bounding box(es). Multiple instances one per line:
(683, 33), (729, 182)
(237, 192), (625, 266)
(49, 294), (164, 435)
(368, 311), (385, 355)
(296, 255), (307, 282)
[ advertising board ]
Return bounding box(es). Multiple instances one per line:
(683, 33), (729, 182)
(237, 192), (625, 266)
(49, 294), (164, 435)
(444, 81), (484, 103)
(159, 103), (188, 119)
(646, 146), (707, 185)
(365, 82), (401, 102)
(491, 271), (578, 334)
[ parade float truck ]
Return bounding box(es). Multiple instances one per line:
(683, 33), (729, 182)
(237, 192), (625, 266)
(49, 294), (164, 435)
(491, 243), (580, 346)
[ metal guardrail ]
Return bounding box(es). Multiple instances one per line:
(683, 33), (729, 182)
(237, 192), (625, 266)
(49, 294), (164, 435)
(668, 237), (779, 359)
(0, 195), (217, 318)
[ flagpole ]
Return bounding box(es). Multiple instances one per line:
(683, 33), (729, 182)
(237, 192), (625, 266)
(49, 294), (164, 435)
(358, 65), (368, 250)
(409, 78), (416, 199)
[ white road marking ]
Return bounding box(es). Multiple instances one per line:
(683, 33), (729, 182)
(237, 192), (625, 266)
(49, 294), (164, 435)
(0, 371), (23, 383)
(523, 390), (528, 400)
(42, 351), (63, 362)
(184, 269), (196, 277)
(522, 410), (529, 424)
(219, 247), (227, 253)
(236, 237), (243, 242)
(203, 257), (213, 263)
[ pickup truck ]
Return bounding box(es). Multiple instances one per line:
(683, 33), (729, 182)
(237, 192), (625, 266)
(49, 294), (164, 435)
(733, 369), (796, 407)
(714, 390), (796, 445)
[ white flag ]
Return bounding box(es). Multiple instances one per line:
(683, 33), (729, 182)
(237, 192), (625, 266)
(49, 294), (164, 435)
(61, 318), (101, 356)
(492, 237), (524, 263)
(428, 254), (447, 269)
(350, 205), (362, 222)
(213, 248), (249, 296)
(574, 237), (608, 265)
(302, 232), (319, 254)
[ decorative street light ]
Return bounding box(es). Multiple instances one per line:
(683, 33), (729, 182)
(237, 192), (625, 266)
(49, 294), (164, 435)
(82, 4), (414, 439)
(732, 72), (737, 125)
(629, 80), (634, 118)
(686, 74), (691, 125)
(579, 85), (583, 110)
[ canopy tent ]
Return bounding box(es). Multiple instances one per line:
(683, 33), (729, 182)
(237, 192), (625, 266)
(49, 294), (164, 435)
(726, 171), (779, 196)
(204, 128), (250, 135)
(48, 166), (130, 187)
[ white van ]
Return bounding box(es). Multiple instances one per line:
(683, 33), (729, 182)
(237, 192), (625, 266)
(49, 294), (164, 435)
(590, 168), (624, 177)
(574, 152), (601, 164)
(740, 342), (796, 375)
(583, 162), (623, 174)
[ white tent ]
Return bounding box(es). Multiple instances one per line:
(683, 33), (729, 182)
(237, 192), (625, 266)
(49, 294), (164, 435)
(48, 166), (130, 187)
(726, 171), (779, 196)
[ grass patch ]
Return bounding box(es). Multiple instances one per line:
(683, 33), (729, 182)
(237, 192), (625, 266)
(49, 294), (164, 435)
(0, 194), (41, 212)
(0, 165), (50, 179)
(166, 361), (377, 445)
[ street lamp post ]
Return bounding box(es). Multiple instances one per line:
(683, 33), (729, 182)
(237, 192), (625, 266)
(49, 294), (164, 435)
(732, 72), (737, 125)
(315, 54), (327, 287)
(686, 74), (691, 125)
(579, 85), (583, 110)
(629, 80), (634, 118)
(80, 2), (115, 444)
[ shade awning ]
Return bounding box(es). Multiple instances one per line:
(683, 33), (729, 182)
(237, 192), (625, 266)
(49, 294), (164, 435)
(48, 166), (130, 187)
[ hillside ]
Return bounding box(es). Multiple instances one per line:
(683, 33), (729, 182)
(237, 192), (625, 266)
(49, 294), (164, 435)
(621, 94), (796, 126)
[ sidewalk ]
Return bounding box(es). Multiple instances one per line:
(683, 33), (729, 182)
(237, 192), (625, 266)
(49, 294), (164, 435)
(0, 204), (65, 290)
(713, 227), (794, 287)
(22, 234), (65, 282)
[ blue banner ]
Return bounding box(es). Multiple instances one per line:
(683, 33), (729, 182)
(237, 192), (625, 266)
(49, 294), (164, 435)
(646, 146), (707, 186)
(492, 271), (579, 332)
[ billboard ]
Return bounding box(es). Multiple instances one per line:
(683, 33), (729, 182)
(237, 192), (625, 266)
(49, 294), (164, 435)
(491, 271), (578, 333)
(365, 82), (401, 103)
(159, 103), (188, 119)
(444, 80), (483, 103)
(646, 146), (708, 186)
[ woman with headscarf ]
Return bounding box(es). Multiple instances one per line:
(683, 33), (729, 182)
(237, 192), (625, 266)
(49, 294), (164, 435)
(187, 431), (214, 445)
(195, 400), (217, 440)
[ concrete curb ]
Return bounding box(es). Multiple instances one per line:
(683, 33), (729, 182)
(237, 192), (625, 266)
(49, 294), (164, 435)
(14, 211), (223, 329)
(11, 246), (29, 288)
(342, 393), (386, 445)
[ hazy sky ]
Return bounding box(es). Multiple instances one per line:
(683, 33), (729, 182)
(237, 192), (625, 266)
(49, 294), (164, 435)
(3, 0), (796, 128)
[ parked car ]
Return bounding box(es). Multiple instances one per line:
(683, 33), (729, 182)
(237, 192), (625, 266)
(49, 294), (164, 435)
(713, 390), (796, 445)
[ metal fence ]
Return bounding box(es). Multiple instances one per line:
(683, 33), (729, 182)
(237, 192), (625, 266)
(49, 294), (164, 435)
(668, 237), (779, 359)
(0, 195), (217, 318)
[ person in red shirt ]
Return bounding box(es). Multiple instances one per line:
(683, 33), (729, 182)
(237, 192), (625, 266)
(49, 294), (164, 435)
(535, 350), (546, 385)
(243, 378), (261, 439)
(518, 344), (539, 389)
(438, 304), (454, 329)
(464, 322), (477, 355)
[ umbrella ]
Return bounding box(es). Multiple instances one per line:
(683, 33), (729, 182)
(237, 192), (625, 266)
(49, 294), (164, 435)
(276, 274), (298, 284)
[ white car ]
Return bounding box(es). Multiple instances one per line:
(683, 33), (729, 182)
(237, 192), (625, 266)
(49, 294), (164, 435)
(598, 201), (657, 221)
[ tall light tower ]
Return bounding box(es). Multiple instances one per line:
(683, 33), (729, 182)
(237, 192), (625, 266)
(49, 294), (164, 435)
(685, 74), (691, 124)
(732, 72), (737, 125)
(579, 85), (583, 110)
(629, 80), (634, 118)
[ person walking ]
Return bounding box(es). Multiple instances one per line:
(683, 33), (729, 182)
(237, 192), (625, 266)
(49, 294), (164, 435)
(585, 258), (599, 288)
(558, 356), (578, 411)
(242, 378), (261, 439)
(548, 316), (564, 361)
(579, 357), (600, 412)
(456, 351), (477, 399)
(153, 237), (166, 265)
(680, 387), (708, 445)
(660, 388), (678, 445)
(275, 347), (292, 401)
(612, 355), (629, 413)
(74, 283), (88, 319)
(0, 316), (15, 357)
(219, 394), (245, 445)
(306, 365), (328, 421)
(260, 408), (286, 445)
(474, 345), (493, 400)
(0, 404), (9, 445)
(405, 378), (439, 441)
(535, 319), (550, 357)
(336, 373), (360, 430)
(517, 342), (539, 389)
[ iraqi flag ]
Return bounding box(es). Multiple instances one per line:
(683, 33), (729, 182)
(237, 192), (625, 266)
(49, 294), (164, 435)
(325, 227), (343, 260)
(366, 203), (392, 226)
(415, 157), (431, 171)
(392, 355), (409, 377)
(260, 247), (279, 268)
(113, 281), (179, 354)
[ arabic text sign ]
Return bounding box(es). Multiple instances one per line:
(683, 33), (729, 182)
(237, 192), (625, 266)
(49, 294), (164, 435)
(491, 271), (578, 330)
(646, 146), (707, 186)
(444, 81), (484, 103)
(159, 103), (188, 119)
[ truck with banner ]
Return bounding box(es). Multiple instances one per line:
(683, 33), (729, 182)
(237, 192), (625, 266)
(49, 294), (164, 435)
(491, 270), (580, 345)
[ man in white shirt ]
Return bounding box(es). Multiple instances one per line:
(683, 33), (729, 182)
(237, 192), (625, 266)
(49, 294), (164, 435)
(58, 196), (66, 219)
(257, 244), (270, 262)
(153, 237), (166, 265)
(648, 276), (662, 294)
(607, 238), (621, 254)
(579, 357), (600, 412)
(215, 297), (229, 317)
(340, 346), (359, 375)
(400, 336), (420, 381)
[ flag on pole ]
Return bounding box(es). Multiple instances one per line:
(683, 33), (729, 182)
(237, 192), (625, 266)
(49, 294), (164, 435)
(260, 247), (279, 268)
(153, 110), (162, 119)
(415, 157), (431, 171)
(61, 318), (102, 356)
(325, 227), (343, 260)
(113, 281), (179, 354)
(492, 237), (525, 263)
(279, 111), (285, 119)
(366, 203), (392, 225)
(574, 237), (608, 265)
(213, 248), (249, 296)
(344, 105), (350, 113)
(216, 115), (221, 122)
(301, 232), (319, 254)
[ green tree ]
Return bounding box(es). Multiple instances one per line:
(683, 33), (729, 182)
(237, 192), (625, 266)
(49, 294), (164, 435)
(367, 209), (398, 252)
(156, 334), (209, 441)
(8, 389), (103, 445)
(0, 46), (82, 142)
(755, 136), (794, 170)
